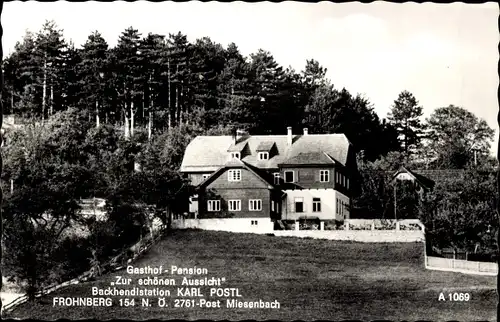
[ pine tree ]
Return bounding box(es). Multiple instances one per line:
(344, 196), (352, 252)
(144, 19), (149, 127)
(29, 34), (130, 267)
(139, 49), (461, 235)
(9, 31), (41, 119)
(138, 33), (166, 138)
(187, 37), (226, 129)
(34, 20), (68, 119)
(387, 90), (424, 159)
(167, 32), (192, 127)
(78, 31), (109, 127)
(216, 43), (254, 130)
(112, 27), (142, 137)
(248, 49), (286, 133)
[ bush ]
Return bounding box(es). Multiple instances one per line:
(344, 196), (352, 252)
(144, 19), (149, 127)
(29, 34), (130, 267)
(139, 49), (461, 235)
(52, 236), (93, 281)
(3, 217), (60, 299)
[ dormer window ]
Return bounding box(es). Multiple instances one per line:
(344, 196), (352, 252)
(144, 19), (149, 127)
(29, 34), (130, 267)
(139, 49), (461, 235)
(258, 152), (269, 160)
(230, 152), (240, 159)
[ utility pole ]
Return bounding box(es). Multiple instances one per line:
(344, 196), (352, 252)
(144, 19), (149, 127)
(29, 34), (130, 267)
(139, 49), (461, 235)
(394, 182), (397, 220)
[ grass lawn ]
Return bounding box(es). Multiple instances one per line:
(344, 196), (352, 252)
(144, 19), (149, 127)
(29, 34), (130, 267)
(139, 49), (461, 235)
(4, 229), (497, 321)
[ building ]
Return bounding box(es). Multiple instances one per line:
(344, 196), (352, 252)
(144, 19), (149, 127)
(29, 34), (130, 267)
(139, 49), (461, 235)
(179, 127), (357, 229)
(392, 166), (436, 196)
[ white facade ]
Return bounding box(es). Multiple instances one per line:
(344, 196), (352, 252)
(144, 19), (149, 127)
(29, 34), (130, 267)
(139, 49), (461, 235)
(281, 189), (350, 221)
(172, 217), (274, 234)
(189, 194), (199, 214)
(395, 172), (414, 181)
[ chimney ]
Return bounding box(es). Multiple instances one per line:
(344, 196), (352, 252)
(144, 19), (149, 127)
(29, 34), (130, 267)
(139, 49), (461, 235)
(287, 126), (292, 146)
(303, 128), (308, 136)
(236, 129), (247, 143)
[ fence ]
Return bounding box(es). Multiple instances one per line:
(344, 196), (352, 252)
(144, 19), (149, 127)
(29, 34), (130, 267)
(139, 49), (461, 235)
(172, 218), (425, 242)
(426, 256), (498, 276)
(277, 219), (424, 231)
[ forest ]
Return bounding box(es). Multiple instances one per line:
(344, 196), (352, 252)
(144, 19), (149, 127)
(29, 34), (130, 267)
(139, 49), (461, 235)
(1, 21), (497, 298)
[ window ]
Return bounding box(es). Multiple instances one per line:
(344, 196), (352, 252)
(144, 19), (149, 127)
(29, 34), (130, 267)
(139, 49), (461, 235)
(228, 200), (241, 211)
(258, 152), (269, 160)
(336, 172), (339, 183)
(230, 152), (240, 159)
(336, 198), (339, 215)
(312, 197), (321, 212)
(249, 199), (262, 211)
(294, 197), (304, 213)
(271, 201), (275, 212)
(347, 178), (349, 189)
(319, 170), (330, 182)
(343, 175), (346, 186)
(207, 200), (220, 212)
(273, 172), (280, 185)
(202, 174), (210, 180)
(284, 171), (295, 183)
(251, 220), (259, 225)
(228, 169), (241, 181)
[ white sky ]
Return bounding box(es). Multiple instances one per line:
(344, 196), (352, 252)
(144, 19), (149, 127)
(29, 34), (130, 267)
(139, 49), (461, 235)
(2, 1), (499, 155)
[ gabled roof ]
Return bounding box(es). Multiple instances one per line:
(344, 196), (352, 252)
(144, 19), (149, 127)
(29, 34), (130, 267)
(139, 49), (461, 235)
(180, 133), (352, 172)
(197, 158), (277, 190)
(392, 166), (435, 190)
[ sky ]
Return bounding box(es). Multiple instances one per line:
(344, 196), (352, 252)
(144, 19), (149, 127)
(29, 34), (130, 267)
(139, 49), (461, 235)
(2, 1), (499, 155)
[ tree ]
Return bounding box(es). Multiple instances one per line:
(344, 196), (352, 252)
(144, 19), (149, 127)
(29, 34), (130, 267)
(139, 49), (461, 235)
(34, 20), (68, 119)
(302, 59), (327, 87)
(138, 33), (166, 139)
(109, 27), (143, 137)
(135, 128), (193, 227)
(387, 90), (424, 159)
(216, 43), (255, 130)
(6, 31), (41, 119)
(2, 111), (96, 298)
(425, 105), (494, 169)
(248, 49), (286, 133)
(352, 151), (415, 219)
(77, 31), (109, 126)
(303, 85), (399, 161)
(418, 170), (497, 255)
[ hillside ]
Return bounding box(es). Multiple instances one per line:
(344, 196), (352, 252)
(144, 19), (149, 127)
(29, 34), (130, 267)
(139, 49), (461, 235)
(4, 230), (496, 320)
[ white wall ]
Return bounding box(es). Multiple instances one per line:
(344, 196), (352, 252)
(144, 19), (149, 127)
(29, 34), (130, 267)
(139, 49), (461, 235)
(189, 194), (199, 214)
(273, 230), (425, 242)
(396, 172), (413, 181)
(426, 256), (498, 276)
(282, 189), (349, 220)
(172, 218), (274, 234)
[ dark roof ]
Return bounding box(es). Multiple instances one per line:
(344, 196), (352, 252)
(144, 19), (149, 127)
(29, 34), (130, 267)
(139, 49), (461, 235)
(227, 141), (248, 152)
(256, 141), (275, 152)
(280, 152), (337, 166)
(197, 158), (277, 190)
(180, 133), (352, 172)
(413, 169), (466, 182)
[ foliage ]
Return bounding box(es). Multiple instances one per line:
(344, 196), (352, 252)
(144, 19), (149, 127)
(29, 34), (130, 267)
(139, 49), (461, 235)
(418, 170), (497, 253)
(387, 90), (424, 158)
(3, 20), (401, 162)
(425, 105), (494, 169)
